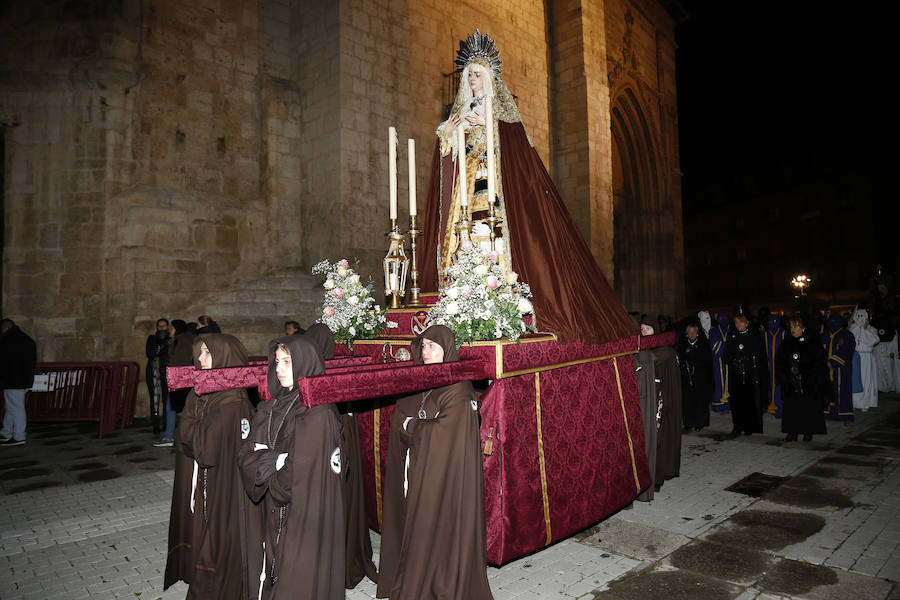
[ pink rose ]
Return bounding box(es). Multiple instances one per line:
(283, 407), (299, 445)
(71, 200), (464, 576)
(333, 287), (345, 299)
(323, 306), (335, 317)
(337, 259), (350, 269)
(489, 251), (499, 263)
(486, 275), (499, 289)
(461, 284), (472, 297)
(461, 240), (474, 252)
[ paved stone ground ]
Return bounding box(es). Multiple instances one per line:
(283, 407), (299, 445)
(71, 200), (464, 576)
(2, 396), (898, 599)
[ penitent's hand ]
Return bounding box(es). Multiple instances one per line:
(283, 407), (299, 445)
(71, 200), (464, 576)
(465, 108), (486, 126)
(443, 114), (462, 133)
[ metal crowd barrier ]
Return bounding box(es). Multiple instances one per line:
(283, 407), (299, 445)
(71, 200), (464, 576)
(5, 361), (141, 438)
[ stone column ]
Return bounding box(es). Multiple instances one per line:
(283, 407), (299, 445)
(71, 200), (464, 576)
(547, 0), (615, 283)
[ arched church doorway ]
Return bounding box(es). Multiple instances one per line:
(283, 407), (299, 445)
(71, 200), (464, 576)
(610, 87), (670, 318)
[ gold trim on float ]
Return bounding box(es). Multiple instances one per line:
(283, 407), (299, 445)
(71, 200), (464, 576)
(613, 357), (641, 493)
(374, 409), (383, 530)
(534, 372), (552, 545)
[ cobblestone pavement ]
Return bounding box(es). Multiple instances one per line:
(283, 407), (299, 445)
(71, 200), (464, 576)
(2, 396), (898, 599)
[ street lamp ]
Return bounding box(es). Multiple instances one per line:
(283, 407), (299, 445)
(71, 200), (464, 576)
(791, 274), (812, 296)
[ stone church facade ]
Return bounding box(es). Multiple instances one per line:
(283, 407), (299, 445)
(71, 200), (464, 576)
(0, 0), (684, 374)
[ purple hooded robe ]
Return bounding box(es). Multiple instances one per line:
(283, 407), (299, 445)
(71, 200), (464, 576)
(708, 310), (731, 412)
(763, 315), (786, 417)
(821, 314), (855, 422)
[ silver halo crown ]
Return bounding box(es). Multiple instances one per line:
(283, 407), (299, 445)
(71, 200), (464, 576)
(455, 29), (502, 77)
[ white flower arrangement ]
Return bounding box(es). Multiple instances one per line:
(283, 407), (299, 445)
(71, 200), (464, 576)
(427, 243), (534, 346)
(312, 258), (397, 348)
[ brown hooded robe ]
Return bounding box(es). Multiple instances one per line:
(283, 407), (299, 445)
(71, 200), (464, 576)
(305, 322), (378, 588)
(377, 325), (493, 600)
(238, 335), (345, 600)
(164, 334), (255, 600)
(651, 345), (683, 486)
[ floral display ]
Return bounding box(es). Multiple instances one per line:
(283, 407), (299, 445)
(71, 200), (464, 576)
(312, 258), (396, 348)
(427, 243), (534, 346)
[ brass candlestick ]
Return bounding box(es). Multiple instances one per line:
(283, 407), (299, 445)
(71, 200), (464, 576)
(454, 202), (474, 255)
(406, 214), (425, 307)
(486, 196), (502, 252)
(383, 218), (408, 310)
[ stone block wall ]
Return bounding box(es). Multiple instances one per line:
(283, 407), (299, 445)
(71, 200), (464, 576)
(1, 0), (684, 412)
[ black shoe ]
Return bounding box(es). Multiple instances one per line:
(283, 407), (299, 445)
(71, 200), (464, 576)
(694, 427), (702, 432)
(743, 431), (752, 436)
(802, 434), (812, 442)
(784, 434), (798, 442)
(0, 438), (25, 447)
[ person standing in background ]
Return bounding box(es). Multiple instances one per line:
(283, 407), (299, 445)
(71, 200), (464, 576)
(146, 318), (170, 436)
(849, 308), (880, 411)
(0, 319), (37, 447)
(763, 314), (786, 417)
(709, 310), (731, 413)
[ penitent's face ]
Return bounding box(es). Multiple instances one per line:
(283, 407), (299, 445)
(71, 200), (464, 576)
(790, 323), (805, 339)
(421, 338), (445, 365)
(468, 67), (485, 97)
(275, 347), (294, 390)
(198, 343), (213, 370)
(686, 326), (698, 341)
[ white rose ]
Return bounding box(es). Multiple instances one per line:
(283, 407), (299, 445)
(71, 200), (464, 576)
(505, 271), (519, 284)
(350, 274), (360, 284)
(324, 279), (335, 290)
(446, 301), (460, 315)
(349, 326), (356, 336)
(446, 287), (459, 299)
(517, 298), (533, 313)
(347, 295), (359, 305)
(337, 266), (348, 277)
(474, 264), (489, 276)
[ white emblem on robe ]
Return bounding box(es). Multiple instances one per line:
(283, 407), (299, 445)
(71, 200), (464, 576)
(330, 447), (341, 474)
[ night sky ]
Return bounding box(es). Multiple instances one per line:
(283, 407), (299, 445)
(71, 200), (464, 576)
(674, 2), (896, 301)
(675, 2), (893, 212)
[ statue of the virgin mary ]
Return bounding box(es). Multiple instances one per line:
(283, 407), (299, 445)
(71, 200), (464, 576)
(419, 30), (635, 345)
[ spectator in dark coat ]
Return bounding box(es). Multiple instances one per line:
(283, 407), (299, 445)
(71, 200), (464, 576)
(146, 318), (170, 436)
(1, 319), (38, 446)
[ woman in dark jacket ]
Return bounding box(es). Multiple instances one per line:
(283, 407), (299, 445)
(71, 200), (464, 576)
(776, 314), (829, 441)
(677, 320), (713, 431)
(724, 309), (768, 435)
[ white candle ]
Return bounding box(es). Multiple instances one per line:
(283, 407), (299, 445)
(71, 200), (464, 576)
(389, 126), (397, 220)
(456, 124), (467, 208)
(486, 97), (496, 207)
(408, 138), (416, 216)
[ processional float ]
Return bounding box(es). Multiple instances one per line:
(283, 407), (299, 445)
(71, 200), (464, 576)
(169, 30), (675, 565)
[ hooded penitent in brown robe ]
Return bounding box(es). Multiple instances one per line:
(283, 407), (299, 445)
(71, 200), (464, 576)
(164, 334), (254, 600)
(634, 348), (658, 502)
(305, 322), (378, 588)
(238, 335), (345, 600)
(651, 344), (683, 487)
(377, 325), (493, 600)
